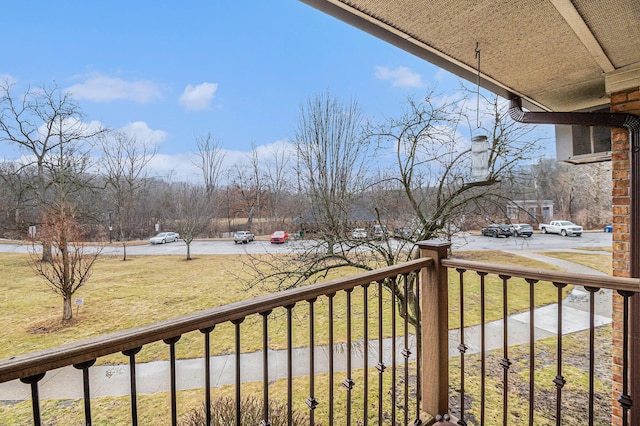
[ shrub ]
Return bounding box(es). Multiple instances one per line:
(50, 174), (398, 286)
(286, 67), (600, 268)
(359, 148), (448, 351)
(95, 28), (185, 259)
(180, 395), (312, 426)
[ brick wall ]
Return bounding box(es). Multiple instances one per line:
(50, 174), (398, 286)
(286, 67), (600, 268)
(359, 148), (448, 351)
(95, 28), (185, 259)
(611, 87), (640, 426)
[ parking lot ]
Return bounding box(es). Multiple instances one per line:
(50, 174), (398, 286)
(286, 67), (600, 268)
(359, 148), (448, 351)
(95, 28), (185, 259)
(0, 231), (611, 256)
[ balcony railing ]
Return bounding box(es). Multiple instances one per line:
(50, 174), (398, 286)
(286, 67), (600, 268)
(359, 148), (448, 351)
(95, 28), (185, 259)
(0, 240), (639, 425)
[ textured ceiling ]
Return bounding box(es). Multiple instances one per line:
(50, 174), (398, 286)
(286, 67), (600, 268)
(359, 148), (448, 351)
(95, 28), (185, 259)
(302, 0), (640, 112)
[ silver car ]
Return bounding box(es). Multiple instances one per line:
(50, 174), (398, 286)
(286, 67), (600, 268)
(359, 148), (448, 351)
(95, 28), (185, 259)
(149, 232), (178, 244)
(233, 231), (255, 244)
(511, 223), (533, 237)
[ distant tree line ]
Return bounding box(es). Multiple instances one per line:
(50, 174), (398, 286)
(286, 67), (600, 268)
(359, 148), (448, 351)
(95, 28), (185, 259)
(0, 82), (612, 246)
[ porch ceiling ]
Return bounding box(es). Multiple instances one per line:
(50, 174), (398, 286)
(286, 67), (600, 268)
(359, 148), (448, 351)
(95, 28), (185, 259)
(301, 0), (640, 112)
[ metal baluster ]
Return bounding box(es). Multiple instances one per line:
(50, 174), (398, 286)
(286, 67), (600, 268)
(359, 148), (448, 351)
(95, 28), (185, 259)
(376, 280), (386, 424)
(402, 273), (411, 426)
(553, 282), (567, 425)
(122, 347), (142, 426)
(232, 318), (245, 426)
(456, 268), (468, 426)
(478, 271), (488, 426)
(499, 275), (512, 426)
(413, 271), (422, 426)
(328, 292), (335, 426)
(20, 373), (45, 426)
(163, 336), (182, 426)
(199, 327), (215, 426)
(73, 359), (96, 425)
(362, 282), (370, 426)
(343, 288), (355, 426)
(260, 311), (272, 426)
(526, 278), (539, 426)
(391, 276), (397, 425)
(285, 304), (295, 426)
(306, 298), (319, 425)
(585, 286), (599, 426)
(618, 291), (634, 426)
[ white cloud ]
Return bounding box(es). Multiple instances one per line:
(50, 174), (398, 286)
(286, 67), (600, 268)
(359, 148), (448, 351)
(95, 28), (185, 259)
(0, 74), (16, 85)
(65, 73), (163, 103)
(147, 153), (199, 181)
(145, 139), (297, 184)
(118, 121), (169, 145)
(178, 82), (218, 111)
(37, 116), (105, 141)
(374, 66), (425, 88)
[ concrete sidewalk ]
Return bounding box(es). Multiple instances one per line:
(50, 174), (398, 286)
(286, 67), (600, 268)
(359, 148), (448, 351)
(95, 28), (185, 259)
(0, 250), (612, 401)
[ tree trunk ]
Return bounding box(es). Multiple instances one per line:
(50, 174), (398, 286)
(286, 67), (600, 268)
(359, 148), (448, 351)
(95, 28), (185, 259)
(63, 296), (73, 321)
(122, 241), (128, 261)
(186, 242), (192, 260)
(41, 241), (53, 262)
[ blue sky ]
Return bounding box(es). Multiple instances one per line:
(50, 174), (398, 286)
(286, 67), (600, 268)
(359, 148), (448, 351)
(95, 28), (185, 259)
(0, 1), (551, 181)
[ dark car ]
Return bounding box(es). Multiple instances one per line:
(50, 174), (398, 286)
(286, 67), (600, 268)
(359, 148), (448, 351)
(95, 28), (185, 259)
(511, 223), (534, 237)
(481, 224), (513, 238)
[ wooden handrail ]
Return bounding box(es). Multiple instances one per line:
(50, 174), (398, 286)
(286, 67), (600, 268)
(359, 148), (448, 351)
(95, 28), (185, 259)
(0, 258), (432, 384)
(441, 258), (640, 292)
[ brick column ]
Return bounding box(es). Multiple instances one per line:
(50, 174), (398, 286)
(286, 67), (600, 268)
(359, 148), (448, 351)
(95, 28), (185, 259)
(611, 86), (640, 426)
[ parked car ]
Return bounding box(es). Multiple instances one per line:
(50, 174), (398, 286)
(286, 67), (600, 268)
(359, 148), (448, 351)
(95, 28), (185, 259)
(372, 224), (388, 239)
(233, 231), (255, 244)
(393, 227), (414, 238)
(539, 220), (583, 237)
(352, 228), (367, 239)
(604, 224), (613, 232)
(270, 231), (289, 244)
(149, 232), (178, 244)
(511, 223), (533, 237)
(168, 232), (180, 241)
(481, 224), (512, 238)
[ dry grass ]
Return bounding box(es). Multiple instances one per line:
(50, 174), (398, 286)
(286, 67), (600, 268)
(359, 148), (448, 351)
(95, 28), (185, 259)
(448, 251), (569, 329)
(0, 249), (604, 425)
(0, 250), (569, 364)
(534, 251), (612, 275)
(0, 364), (406, 425)
(449, 325), (612, 425)
(0, 253), (398, 364)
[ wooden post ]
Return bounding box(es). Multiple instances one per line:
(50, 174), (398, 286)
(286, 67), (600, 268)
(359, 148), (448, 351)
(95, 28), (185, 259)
(418, 240), (451, 419)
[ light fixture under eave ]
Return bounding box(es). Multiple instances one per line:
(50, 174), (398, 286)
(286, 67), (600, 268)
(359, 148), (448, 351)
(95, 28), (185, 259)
(471, 134), (489, 180)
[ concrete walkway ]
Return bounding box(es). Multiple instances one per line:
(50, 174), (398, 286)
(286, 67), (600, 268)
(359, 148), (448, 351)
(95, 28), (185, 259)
(0, 250), (612, 401)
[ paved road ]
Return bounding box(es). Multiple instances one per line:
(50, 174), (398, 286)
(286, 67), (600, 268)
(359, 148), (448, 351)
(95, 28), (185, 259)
(0, 231), (612, 256)
(452, 231), (611, 251)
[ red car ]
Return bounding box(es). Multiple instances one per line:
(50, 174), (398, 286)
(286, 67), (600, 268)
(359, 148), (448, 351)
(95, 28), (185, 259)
(270, 231), (289, 244)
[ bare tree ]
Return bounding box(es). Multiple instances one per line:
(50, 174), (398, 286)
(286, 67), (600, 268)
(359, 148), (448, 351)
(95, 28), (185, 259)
(245, 91), (542, 341)
(100, 131), (157, 260)
(172, 183), (212, 260)
(193, 133), (226, 195)
(293, 92), (370, 252)
(0, 79), (104, 260)
(377, 94), (541, 243)
(528, 158), (612, 227)
(31, 201), (101, 321)
(228, 145), (265, 228)
(0, 161), (38, 236)
(264, 143), (293, 224)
